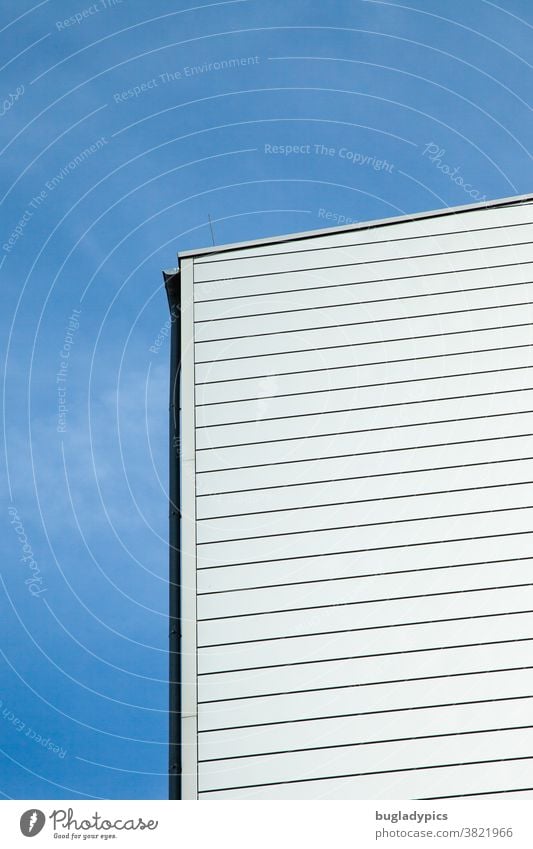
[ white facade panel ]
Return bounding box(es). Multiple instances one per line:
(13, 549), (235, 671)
(193, 219), (533, 283)
(195, 262), (533, 324)
(196, 420), (533, 482)
(193, 243), (533, 302)
(198, 695), (533, 760)
(196, 342), (533, 407)
(178, 195), (533, 799)
(196, 668), (533, 730)
(192, 200), (533, 264)
(198, 535), (533, 599)
(197, 610), (533, 674)
(197, 456), (533, 520)
(198, 760), (533, 799)
(196, 558), (533, 621)
(195, 318), (533, 384)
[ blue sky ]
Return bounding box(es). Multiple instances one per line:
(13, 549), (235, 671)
(0, 0), (531, 800)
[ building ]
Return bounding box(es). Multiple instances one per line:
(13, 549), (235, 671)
(164, 193), (533, 800)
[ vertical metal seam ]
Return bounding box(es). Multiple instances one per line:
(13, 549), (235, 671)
(164, 270), (181, 800)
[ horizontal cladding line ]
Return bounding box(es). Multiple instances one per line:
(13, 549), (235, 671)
(194, 278), (533, 325)
(197, 428), (533, 471)
(197, 636), (533, 677)
(192, 200), (533, 264)
(197, 581), (533, 623)
(199, 693), (533, 735)
(195, 219), (533, 272)
(195, 363), (533, 410)
(197, 664), (533, 706)
(198, 722), (533, 764)
(197, 477), (533, 522)
(198, 449), (533, 499)
(198, 529), (533, 573)
(195, 276), (533, 326)
(195, 259), (533, 307)
(196, 503), (533, 547)
(422, 787), (533, 800)
(195, 319), (533, 365)
(198, 555), (533, 598)
(198, 607), (533, 649)
(193, 238), (533, 285)
(197, 754), (533, 795)
(194, 297), (533, 345)
(195, 341), (533, 388)
(198, 386), (533, 433)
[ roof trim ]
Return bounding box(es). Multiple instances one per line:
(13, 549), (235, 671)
(177, 193), (533, 261)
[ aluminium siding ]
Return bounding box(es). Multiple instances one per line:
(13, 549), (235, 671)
(182, 196), (533, 799)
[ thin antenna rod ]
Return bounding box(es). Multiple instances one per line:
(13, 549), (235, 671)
(207, 214), (216, 246)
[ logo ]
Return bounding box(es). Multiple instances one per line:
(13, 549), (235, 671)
(20, 809), (46, 837)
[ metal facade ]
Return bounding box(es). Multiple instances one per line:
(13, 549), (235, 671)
(171, 194), (533, 799)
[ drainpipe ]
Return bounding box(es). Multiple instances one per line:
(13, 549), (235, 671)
(163, 268), (181, 801)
